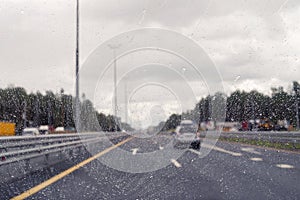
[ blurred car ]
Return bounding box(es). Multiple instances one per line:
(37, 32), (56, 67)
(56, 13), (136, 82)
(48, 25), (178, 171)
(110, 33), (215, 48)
(258, 119), (274, 131)
(22, 128), (40, 136)
(65, 127), (76, 133)
(180, 120), (194, 126)
(54, 127), (65, 133)
(274, 120), (289, 131)
(39, 125), (49, 135)
(174, 125), (200, 149)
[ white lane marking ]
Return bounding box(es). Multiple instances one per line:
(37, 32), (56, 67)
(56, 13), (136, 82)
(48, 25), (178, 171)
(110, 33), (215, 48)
(202, 143), (242, 157)
(131, 148), (139, 155)
(189, 149), (202, 156)
(241, 147), (261, 155)
(250, 157), (263, 161)
(171, 159), (182, 168)
(276, 164), (295, 169)
(159, 146), (164, 150)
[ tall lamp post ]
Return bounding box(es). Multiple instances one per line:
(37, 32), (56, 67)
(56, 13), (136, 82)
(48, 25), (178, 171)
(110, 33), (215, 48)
(124, 77), (128, 124)
(75, 0), (80, 132)
(108, 44), (121, 131)
(294, 82), (300, 130)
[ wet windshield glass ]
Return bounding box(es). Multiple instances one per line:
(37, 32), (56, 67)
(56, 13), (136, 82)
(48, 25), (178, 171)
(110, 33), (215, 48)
(0, 1), (299, 200)
(179, 127), (197, 134)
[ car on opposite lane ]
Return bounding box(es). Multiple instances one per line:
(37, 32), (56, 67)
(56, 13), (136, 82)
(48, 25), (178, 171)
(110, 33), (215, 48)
(174, 125), (200, 149)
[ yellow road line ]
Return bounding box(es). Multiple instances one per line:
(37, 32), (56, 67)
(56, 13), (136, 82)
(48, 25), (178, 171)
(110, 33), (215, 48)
(11, 137), (133, 200)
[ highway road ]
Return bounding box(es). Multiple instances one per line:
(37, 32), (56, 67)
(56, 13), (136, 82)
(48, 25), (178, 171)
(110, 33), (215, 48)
(1, 135), (300, 200)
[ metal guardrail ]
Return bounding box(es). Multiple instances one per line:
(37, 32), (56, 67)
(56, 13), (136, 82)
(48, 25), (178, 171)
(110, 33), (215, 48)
(220, 131), (300, 144)
(1, 131), (298, 167)
(0, 132), (123, 167)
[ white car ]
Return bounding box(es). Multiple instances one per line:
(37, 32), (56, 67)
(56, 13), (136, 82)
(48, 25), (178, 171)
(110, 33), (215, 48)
(180, 120), (195, 126)
(22, 128), (40, 136)
(54, 127), (65, 133)
(39, 125), (49, 135)
(174, 125), (200, 149)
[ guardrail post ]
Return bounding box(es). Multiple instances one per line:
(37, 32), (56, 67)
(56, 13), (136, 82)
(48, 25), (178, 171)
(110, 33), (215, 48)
(25, 159), (30, 171)
(292, 140), (297, 149)
(59, 151), (63, 160)
(68, 149), (73, 159)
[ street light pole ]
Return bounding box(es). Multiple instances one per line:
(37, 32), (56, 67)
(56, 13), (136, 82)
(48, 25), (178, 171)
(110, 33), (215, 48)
(108, 44), (121, 131)
(296, 99), (299, 130)
(75, 0), (80, 132)
(23, 100), (27, 129)
(113, 49), (118, 132)
(293, 82), (300, 130)
(124, 77), (128, 124)
(113, 49), (117, 120)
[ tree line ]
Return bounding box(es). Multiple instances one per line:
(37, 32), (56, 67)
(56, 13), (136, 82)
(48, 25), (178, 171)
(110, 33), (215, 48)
(162, 81), (300, 131)
(0, 81), (299, 134)
(0, 87), (127, 134)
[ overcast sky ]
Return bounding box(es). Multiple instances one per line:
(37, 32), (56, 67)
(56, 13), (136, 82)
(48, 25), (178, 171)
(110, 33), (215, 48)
(1, 0), (300, 128)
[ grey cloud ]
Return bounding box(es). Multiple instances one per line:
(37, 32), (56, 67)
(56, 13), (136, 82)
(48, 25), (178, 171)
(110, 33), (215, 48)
(83, 0), (290, 27)
(0, 0), (299, 100)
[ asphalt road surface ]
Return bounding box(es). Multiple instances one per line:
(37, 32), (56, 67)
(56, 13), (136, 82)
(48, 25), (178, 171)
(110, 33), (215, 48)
(1, 135), (299, 200)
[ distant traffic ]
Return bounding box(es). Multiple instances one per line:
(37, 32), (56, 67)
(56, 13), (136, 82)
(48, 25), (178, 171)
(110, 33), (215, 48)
(0, 122), (76, 137)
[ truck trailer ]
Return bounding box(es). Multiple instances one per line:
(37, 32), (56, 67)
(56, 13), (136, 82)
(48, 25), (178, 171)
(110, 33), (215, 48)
(0, 122), (15, 136)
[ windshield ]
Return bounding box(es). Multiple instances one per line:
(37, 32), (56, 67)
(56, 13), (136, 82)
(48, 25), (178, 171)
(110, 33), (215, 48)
(179, 127), (197, 134)
(0, 1), (299, 200)
(23, 131), (34, 135)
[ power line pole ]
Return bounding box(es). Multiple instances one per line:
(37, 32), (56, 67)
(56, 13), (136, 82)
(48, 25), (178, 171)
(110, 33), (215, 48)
(47, 99), (51, 126)
(75, 0), (80, 132)
(23, 100), (27, 129)
(251, 93), (255, 131)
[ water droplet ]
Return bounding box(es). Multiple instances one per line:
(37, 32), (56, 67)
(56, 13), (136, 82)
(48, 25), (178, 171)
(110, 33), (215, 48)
(234, 75), (241, 82)
(138, 9), (147, 25)
(189, 33), (194, 38)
